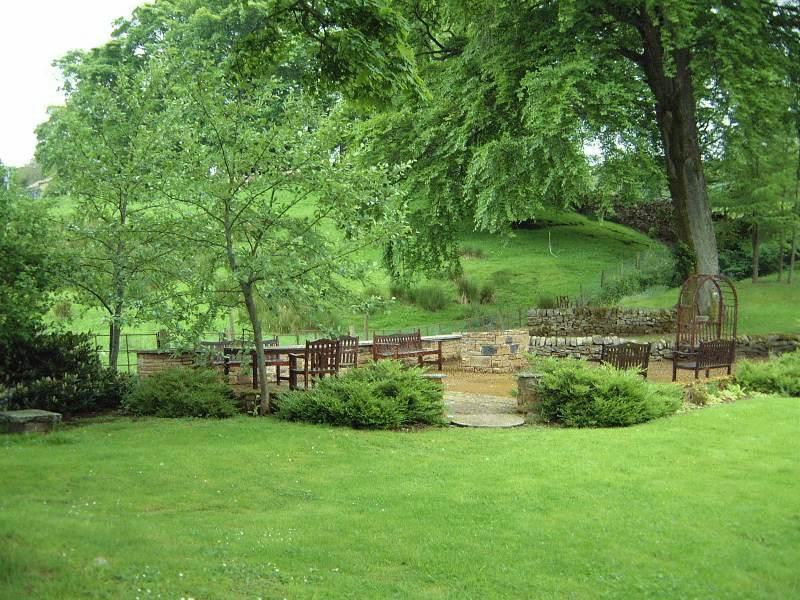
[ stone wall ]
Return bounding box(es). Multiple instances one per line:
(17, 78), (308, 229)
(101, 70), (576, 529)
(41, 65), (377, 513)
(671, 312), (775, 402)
(528, 335), (673, 360)
(527, 334), (799, 361)
(528, 307), (676, 336)
(136, 351), (197, 377)
(461, 330), (529, 373)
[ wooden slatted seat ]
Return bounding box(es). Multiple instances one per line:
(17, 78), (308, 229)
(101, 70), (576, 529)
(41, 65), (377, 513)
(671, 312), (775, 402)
(372, 330), (442, 371)
(600, 342), (651, 378)
(288, 339), (341, 390)
(672, 339), (735, 381)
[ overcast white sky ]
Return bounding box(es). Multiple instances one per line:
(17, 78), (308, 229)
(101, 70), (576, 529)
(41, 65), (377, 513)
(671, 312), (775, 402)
(0, 0), (145, 167)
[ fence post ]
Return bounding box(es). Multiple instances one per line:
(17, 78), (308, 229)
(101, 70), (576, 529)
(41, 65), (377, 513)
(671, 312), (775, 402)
(125, 334), (130, 374)
(635, 252), (641, 271)
(600, 270), (606, 288)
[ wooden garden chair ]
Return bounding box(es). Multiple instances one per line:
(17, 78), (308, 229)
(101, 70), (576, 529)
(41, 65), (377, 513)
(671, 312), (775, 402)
(288, 338), (341, 390)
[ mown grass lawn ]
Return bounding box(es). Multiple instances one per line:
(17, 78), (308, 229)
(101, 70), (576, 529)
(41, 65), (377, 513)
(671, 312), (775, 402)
(2, 398), (799, 598)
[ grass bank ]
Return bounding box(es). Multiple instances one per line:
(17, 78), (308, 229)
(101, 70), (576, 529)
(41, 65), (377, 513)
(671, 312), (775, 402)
(2, 398), (798, 598)
(620, 273), (800, 335)
(47, 210), (666, 338)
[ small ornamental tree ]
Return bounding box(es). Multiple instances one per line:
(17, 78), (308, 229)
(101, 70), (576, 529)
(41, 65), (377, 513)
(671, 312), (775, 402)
(36, 48), (178, 369)
(149, 48), (407, 413)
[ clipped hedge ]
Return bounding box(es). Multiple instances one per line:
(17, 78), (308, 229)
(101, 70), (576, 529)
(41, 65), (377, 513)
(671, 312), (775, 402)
(736, 351), (800, 397)
(530, 357), (681, 427)
(123, 367), (237, 418)
(275, 360), (445, 429)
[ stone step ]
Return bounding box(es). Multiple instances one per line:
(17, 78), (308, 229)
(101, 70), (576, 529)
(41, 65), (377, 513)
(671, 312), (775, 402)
(1, 409), (62, 434)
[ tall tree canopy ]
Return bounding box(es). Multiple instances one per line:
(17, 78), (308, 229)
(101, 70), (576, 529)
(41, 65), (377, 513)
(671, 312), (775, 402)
(363, 0), (800, 277)
(36, 46), (179, 369)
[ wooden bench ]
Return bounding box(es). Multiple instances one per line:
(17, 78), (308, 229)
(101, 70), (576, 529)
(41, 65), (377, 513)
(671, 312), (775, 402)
(600, 342), (651, 378)
(672, 339), (736, 381)
(372, 330), (443, 371)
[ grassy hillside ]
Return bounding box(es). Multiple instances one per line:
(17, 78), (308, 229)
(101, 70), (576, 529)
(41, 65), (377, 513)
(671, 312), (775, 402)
(619, 274), (800, 335)
(46, 208), (667, 338)
(1, 398), (798, 598)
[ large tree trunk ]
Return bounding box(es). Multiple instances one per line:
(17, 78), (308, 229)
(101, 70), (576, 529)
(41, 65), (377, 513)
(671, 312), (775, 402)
(635, 15), (719, 276)
(751, 223), (760, 284)
(242, 282), (270, 415)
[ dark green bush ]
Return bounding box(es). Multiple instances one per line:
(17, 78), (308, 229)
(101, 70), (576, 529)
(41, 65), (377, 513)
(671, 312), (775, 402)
(529, 357), (681, 427)
(123, 367), (237, 418)
(409, 282), (450, 311)
(459, 244), (486, 259)
(455, 277), (480, 304)
(490, 269), (513, 286)
(389, 280), (411, 301)
(274, 360), (445, 429)
(0, 330), (132, 415)
(537, 294), (557, 309)
(736, 351), (800, 396)
(479, 282), (496, 304)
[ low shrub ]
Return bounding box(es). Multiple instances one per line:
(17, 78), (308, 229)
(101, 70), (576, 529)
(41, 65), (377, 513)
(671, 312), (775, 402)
(409, 282), (450, 311)
(736, 351), (800, 396)
(529, 357), (681, 427)
(685, 380), (747, 406)
(536, 294), (557, 309)
(490, 269), (513, 286)
(455, 277), (480, 304)
(479, 282), (496, 304)
(459, 244), (486, 259)
(123, 367), (237, 418)
(274, 360), (445, 429)
(389, 280), (411, 301)
(0, 330), (133, 415)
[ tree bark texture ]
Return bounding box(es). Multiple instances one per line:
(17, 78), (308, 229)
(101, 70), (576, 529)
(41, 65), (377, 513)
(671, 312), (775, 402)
(242, 282), (271, 415)
(751, 223), (760, 284)
(108, 319), (121, 371)
(634, 12), (719, 275)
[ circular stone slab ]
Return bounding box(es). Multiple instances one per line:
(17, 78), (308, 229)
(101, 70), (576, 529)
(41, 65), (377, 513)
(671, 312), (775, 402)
(449, 413), (526, 428)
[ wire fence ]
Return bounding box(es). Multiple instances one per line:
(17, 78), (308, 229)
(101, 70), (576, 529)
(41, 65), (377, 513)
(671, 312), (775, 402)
(97, 306), (532, 373)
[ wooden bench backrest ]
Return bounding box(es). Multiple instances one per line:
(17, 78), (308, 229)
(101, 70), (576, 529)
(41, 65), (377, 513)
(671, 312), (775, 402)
(698, 339), (735, 369)
(601, 342), (651, 374)
(338, 335), (359, 367)
(306, 339), (340, 373)
(374, 330), (422, 352)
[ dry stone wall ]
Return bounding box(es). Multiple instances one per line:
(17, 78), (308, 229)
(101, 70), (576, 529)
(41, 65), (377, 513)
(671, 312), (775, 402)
(136, 351), (197, 377)
(461, 330), (529, 373)
(461, 332), (799, 373)
(528, 307), (676, 336)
